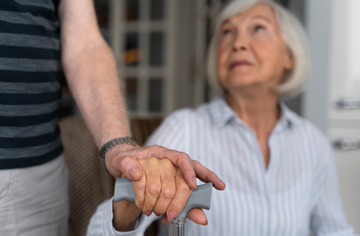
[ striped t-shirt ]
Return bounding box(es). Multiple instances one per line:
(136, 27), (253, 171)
(0, 0), (63, 169)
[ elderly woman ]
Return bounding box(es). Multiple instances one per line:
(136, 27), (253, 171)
(88, 0), (356, 235)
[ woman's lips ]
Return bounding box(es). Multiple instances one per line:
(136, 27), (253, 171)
(229, 60), (253, 69)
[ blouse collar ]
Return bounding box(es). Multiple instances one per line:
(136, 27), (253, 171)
(209, 96), (295, 130)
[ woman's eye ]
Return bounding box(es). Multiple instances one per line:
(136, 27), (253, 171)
(254, 25), (265, 33)
(222, 29), (231, 36)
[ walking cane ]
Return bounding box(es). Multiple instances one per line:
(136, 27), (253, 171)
(114, 178), (213, 236)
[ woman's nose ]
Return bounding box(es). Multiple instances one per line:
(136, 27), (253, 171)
(232, 45), (247, 52)
(232, 33), (248, 52)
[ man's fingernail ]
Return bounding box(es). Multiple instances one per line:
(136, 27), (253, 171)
(145, 211), (152, 217)
(139, 204), (143, 210)
(193, 177), (196, 185)
(167, 211), (177, 221)
(129, 166), (140, 177)
(155, 213), (161, 217)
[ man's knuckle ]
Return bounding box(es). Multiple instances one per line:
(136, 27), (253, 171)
(152, 145), (162, 151)
(173, 154), (183, 161)
(119, 156), (133, 168)
(192, 160), (200, 167)
(177, 155), (191, 165)
(180, 152), (190, 159)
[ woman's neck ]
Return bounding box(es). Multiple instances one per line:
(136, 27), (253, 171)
(226, 89), (279, 133)
(226, 87), (280, 168)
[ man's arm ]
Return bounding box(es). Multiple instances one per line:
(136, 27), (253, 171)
(58, 0), (142, 179)
(59, 0), (128, 149)
(57, 0), (225, 190)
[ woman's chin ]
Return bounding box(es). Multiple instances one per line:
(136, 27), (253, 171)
(221, 73), (262, 85)
(222, 80), (263, 91)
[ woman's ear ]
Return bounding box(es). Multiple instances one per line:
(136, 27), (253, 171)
(283, 48), (294, 70)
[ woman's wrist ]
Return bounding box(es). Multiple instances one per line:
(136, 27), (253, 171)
(112, 200), (142, 231)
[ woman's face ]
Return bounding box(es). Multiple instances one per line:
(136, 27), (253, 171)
(217, 4), (293, 93)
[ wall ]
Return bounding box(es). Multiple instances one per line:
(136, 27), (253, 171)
(303, 0), (333, 133)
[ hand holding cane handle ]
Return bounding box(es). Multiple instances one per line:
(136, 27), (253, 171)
(114, 178), (213, 235)
(114, 178), (213, 218)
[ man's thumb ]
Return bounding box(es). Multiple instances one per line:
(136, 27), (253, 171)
(120, 157), (143, 181)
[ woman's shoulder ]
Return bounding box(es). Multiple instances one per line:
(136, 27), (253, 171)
(164, 99), (217, 125)
(284, 106), (331, 148)
(145, 102), (215, 149)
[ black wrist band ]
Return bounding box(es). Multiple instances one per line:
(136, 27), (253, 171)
(99, 136), (138, 160)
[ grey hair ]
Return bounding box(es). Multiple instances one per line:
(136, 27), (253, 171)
(207, 0), (310, 99)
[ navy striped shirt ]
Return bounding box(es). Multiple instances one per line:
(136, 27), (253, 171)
(88, 96), (356, 236)
(0, 0), (63, 169)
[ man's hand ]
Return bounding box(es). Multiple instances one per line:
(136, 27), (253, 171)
(113, 157), (214, 232)
(104, 144), (226, 191)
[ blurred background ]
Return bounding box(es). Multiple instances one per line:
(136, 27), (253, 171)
(58, 0), (360, 233)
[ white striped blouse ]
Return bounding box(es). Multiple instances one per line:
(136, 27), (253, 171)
(87, 96), (356, 236)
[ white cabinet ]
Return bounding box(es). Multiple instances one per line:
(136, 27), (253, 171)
(328, 128), (360, 233)
(327, 0), (360, 233)
(329, 0), (360, 121)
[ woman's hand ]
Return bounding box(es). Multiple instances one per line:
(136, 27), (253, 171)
(113, 157), (211, 231)
(136, 158), (192, 221)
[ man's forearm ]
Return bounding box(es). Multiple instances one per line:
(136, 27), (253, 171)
(62, 40), (130, 148)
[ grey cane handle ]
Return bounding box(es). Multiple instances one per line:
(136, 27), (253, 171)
(114, 178), (213, 219)
(114, 178), (135, 202)
(174, 182), (212, 219)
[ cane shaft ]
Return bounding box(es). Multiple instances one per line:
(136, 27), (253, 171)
(170, 218), (186, 236)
